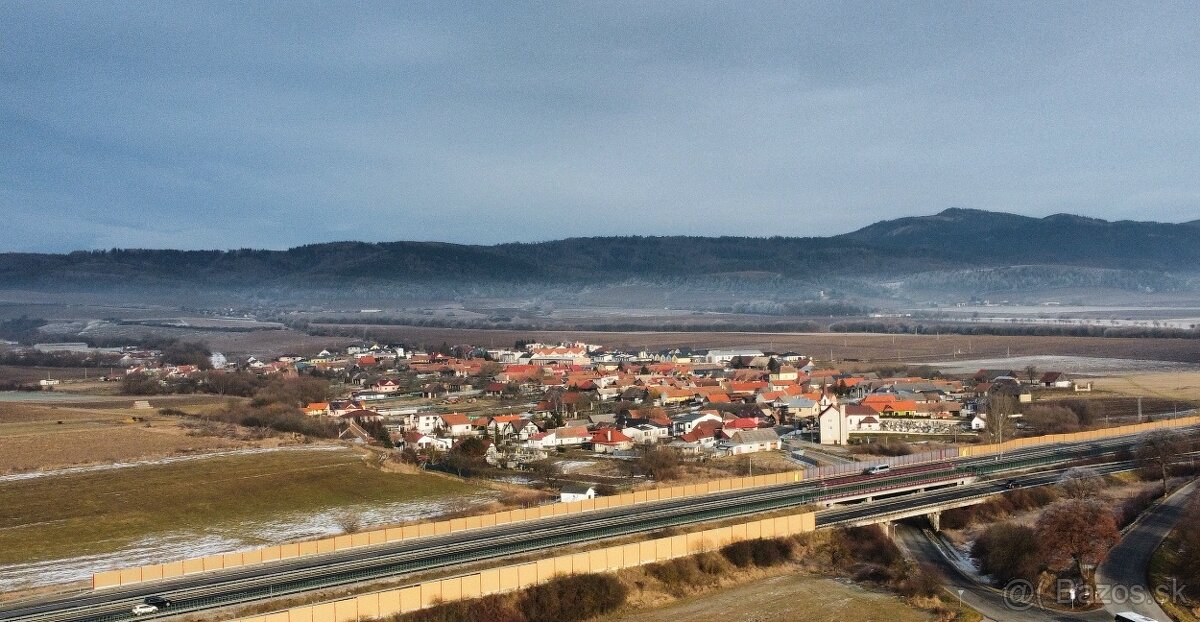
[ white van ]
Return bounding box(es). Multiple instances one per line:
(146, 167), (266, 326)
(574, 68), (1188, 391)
(863, 464), (891, 475)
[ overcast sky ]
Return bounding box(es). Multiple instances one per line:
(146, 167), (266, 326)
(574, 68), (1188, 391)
(3, 2), (1199, 252)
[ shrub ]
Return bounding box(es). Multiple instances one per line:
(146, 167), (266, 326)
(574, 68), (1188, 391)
(646, 557), (718, 595)
(897, 563), (943, 598)
(719, 537), (795, 568)
(517, 573), (628, 622)
(972, 523), (1041, 585)
(392, 573), (627, 622)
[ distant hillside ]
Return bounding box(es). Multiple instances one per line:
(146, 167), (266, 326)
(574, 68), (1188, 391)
(1, 209), (1198, 300)
(837, 208), (1200, 268)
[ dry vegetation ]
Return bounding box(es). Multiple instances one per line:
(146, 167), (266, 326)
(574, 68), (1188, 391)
(0, 448), (480, 565)
(388, 529), (967, 622)
(0, 398), (262, 473)
(1091, 371), (1200, 401)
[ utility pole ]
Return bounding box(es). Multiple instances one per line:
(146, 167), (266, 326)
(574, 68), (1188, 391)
(1138, 396), (1143, 423)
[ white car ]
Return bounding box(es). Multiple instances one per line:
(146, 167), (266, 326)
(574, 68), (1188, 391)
(131, 604), (158, 615)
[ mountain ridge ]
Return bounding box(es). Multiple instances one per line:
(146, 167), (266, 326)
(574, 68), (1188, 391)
(2, 209), (1198, 291)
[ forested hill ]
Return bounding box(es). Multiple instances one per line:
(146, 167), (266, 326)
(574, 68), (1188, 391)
(2, 209), (1198, 289)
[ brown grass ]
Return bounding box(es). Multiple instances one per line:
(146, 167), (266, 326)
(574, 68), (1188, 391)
(1091, 372), (1200, 401)
(0, 397), (269, 473)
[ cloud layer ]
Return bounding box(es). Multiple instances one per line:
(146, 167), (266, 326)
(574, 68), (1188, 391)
(3, 2), (1199, 251)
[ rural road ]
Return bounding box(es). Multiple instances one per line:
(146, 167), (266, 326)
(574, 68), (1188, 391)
(894, 523), (1108, 622)
(1096, 478), (1200, 621)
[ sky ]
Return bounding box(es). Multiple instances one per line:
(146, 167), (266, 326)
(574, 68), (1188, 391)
(2, 2), (1200, 252)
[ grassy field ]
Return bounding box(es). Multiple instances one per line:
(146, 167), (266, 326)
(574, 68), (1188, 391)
(599, 572), (938, 622)
(0, 449), (478, 565)
(1092, 372), (1200, 401)
(0, 397), (250, 473)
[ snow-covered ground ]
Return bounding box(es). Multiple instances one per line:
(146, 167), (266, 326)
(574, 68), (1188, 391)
(925, 355), (1200, 375)
(0, 444), (344, 484)
(0, 492), (499, 591)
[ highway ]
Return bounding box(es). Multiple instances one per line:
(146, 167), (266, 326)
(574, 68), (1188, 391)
(0, 428), (1191, 622)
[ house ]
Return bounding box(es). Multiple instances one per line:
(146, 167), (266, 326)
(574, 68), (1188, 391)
(487, 414), (525, 436)
(816, 393), (849, 445)
(304, 402), (329, 416)
(970, 415), (988, 431)
(438, 413), (475, 437)
(421, 383), (447, 399)
(590, 429), (634, 453)
(671, 412), (723, 436)
(722, 428), (781, 455)
(844, 403), (881, 432)
(560, 484), (596, 503)
(528, 426), (591, 449)
(655, 387), (694, 406)
(673, 420), (724, 451)
(1040, 371), (1073, 389)
(374, 378), (403, 393)
(339, 409), (382, 422)
(484, 382), (508, 397)
(400, 431), (439, 451)
(623, 424), (670, 445)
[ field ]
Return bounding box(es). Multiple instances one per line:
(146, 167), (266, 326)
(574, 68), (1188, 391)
(311, 324), (1200, 363)
(0, 448), (481, 569)
(1091, 372), (1200, 401)
(599, 571), (937, 622)
(0, 396), (253, 473)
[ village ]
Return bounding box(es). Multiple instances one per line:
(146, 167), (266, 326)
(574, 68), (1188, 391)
(66, 339), (1104, 490)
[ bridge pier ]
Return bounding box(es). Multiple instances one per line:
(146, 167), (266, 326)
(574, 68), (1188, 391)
(927, 511), (941, 532)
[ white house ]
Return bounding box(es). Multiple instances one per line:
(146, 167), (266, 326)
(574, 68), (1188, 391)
(817, 394), (848, 446)
(560, 484), (596, 503)
(671, 412), (723, 436)
(721, 429), (781, 455)
(438, 413), (475, 437)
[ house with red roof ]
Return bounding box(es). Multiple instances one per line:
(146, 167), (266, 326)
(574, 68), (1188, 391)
(589, 429), (634, 453)
(438, 413), (475, 437)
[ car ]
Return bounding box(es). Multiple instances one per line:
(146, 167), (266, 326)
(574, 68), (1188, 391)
(863, 464), (891, 475)
(131, 604), (158, 615)
(1003, 479), (1020, 490)
(143, 596), (172, 608)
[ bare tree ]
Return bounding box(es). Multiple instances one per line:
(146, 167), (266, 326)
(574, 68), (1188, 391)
(1024, 365), (1039, 385)
(985, 393), (1019, 443)
(1035, 498), (1119, 589)
(1058, 467), (1104, 499)
(1136, 429), (1183, 498)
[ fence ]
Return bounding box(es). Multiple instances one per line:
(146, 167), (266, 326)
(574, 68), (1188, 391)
(92, 469), (806, 589)
(803, 448), (961, 480)
(229, 511), (818, 622)
(958, 415), (1200, 458)
(94, 414), (1200, 590)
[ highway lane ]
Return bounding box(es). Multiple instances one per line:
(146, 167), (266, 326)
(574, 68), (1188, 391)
(1, 429), (1190, 622)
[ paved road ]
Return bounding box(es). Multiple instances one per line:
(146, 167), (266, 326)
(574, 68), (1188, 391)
(1096, 479), (1199, 621)
(893, 524), (1108, 622)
